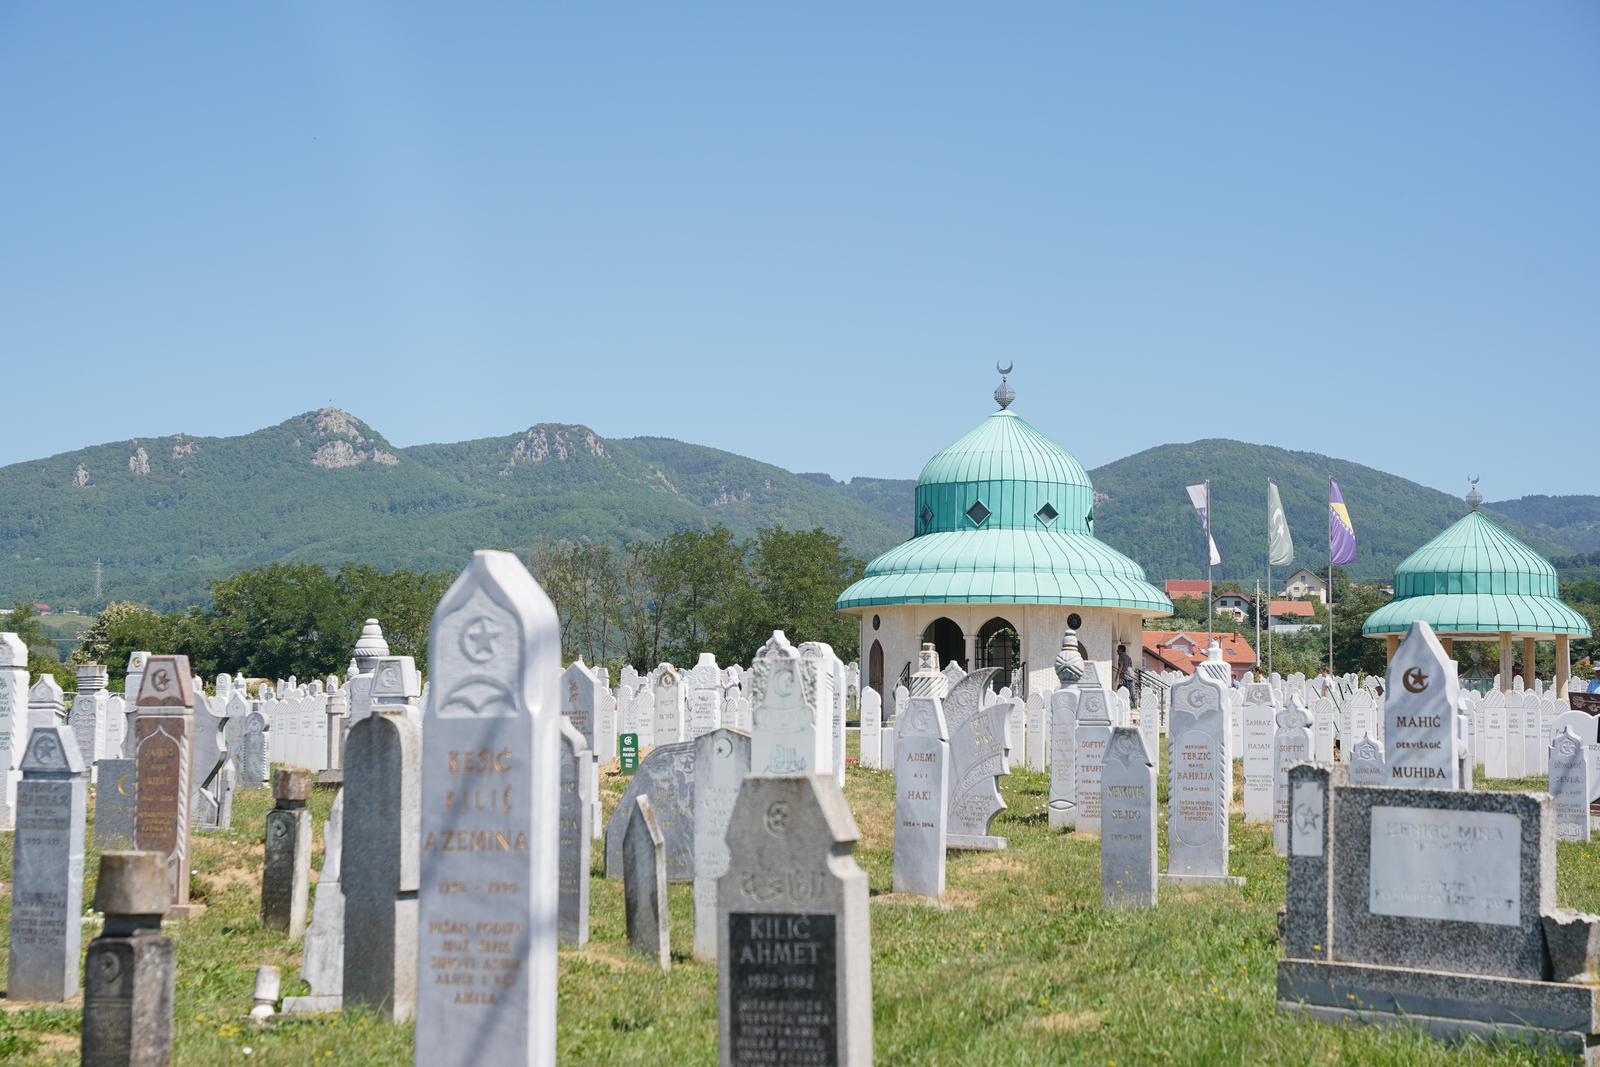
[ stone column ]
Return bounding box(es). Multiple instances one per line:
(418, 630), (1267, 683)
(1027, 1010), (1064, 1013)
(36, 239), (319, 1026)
(1557, 635), (1572, 695)
(1441, 637), (1454, 658)
(82, 852), (175, 1067)
(1498, 632), (1513, 692)
(1524, 637), (1538, 688)
(262, 767), (312, 937)
(8, 725), (88, 1000)
(962, 632), (977, 671)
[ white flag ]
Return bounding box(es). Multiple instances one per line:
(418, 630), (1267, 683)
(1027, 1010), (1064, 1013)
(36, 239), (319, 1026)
(1185, 483), (1222, 567)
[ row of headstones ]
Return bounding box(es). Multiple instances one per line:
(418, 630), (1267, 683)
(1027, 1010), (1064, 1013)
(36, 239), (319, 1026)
(1469, 688), (1570, 779)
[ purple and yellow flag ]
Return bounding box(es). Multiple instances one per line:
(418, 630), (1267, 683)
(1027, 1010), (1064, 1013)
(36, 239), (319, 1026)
(1328, 479), (1357, 566)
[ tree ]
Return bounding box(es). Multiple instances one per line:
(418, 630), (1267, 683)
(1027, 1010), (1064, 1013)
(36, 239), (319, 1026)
(71, 602), (175, 690)
(745, 527), (864, 659)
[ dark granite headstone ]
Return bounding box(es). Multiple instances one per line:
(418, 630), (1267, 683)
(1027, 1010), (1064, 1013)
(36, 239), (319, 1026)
(262, 767), (312, 936)
(82, 851), (175, 1067)
(624, 796), (670, 970)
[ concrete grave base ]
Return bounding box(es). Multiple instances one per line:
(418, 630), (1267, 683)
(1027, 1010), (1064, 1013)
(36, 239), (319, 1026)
(167, 903), (207, 920)
(281, 995), (342, 1014)
(1278, 958), (1600, 1066)
(1159, 873), (1245, 888)
(315, 769), (343, 789)
(946, 834), (1006, 851)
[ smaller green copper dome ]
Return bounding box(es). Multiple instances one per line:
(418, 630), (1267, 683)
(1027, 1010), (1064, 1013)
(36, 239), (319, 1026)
(1363, 509), (1590, 637)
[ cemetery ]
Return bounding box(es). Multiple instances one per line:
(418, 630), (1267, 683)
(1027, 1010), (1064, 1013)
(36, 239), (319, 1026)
(0, 382), (1596, 1066)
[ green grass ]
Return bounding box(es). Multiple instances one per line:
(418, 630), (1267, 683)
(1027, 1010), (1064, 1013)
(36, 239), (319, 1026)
(0, 753), (1592, 1065)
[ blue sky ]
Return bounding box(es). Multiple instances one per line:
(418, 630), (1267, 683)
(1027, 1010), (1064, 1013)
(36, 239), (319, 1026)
(2, 4), (1595, 498)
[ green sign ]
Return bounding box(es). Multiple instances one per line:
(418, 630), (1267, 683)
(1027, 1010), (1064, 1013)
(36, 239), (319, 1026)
(619, 733), (640, 775)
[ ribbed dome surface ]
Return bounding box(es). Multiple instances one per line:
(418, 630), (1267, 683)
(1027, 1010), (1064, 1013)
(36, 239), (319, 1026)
(838, 405), (1169, 613)
(1362, 510), (1590, 637)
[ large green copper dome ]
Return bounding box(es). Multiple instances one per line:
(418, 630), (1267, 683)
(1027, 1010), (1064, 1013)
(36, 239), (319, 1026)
(837, 399), (1170, 613)
(1362, 508), (1590, 637)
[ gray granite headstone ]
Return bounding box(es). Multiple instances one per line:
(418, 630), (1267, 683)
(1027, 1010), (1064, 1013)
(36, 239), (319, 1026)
(1550, 726), (1591, 843)
(604, 739), (696, 881)
(1382, 620), (1460, 789)
(718, 775), (871, 1067)
(1282, 763), (1343, 960)
(944, 667), (1006, 849)
(1272, 697), (1313, 855)
(1100, 726), (1156, 910)
(82, 851), (174, 1067)
(414, 551), (562, 1065)
(624, 795), (671, 970)
(894, 692), (950, 897)
(1164, 670), (1239, 885)
(343, 711), (421, 1021)
(242, 710), (270, 787)
(94, 757), (139, 849)
(559, 718), (592, 946)
(1329, 785), (1553, 979)
(262, 767), (312, 937)
(8, 725), (88, 1001)
(693, 727), (752, 961)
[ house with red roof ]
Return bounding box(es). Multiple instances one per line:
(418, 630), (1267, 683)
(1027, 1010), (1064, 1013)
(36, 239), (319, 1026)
(1141, 630), (1257, 681)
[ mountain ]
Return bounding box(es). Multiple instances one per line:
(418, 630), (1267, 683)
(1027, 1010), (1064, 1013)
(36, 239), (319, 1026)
(0, 410), (905, 610)
(1, 414), (1585, 611)
(1484, 496), (1600, 555)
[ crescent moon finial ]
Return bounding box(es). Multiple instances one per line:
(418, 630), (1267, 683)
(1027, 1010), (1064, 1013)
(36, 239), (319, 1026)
(997, 361), (1013, 377)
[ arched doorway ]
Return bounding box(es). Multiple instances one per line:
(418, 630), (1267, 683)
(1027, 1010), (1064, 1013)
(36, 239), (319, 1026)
(976, 616), (1020, 693)
(920, 617), (965, 671)
(868, 640), (884, 700)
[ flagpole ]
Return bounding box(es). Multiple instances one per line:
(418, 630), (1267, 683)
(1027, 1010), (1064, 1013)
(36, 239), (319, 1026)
(1328, 477), (1335, 679)
(1206, 480), (1213, 646)
(1266, 477), (1273, 676)
(1254, 577), (1261, 677)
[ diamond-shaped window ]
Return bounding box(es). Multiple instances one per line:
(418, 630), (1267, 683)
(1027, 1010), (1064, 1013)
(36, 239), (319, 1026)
(919, 504), (934, 531)
(966, 500), (991, 527)
(1036, 503), (1059, 527)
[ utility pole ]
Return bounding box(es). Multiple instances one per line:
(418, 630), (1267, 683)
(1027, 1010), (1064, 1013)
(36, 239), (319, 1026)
(94, 558), (103, 600)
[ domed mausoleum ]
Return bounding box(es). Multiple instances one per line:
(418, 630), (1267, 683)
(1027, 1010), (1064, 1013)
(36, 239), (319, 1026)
(1362, 482), (1590, 692)
(836, 371), (1171, 699)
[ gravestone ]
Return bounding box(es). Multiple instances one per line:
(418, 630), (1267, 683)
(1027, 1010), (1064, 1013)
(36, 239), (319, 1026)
(1275, 774), (1600, 1058)
(369, 655), (422, 722)
(894, 690), (950, 897)
(94, 757), (139, 848)
(28, 672), (66, 730)
(623, 796), (671, 970)
(262, 767), (312, 937)
(1272, 698), (1314, 860)
(70, 665), (110, 782)
(1074, 669), (1115, 836)
(0, 632), (27, 829)
(859, 687), (883, 770)
(718, 775), (871, 1067)
(796, 642), (839, 781)
(829, 650), (847, 788)
(604, 739), (696, 881)
(1025, 691), (1048, 772)
(1049, 631), (1085, 831)
(1241, 682), (1276, 823)
(1347, 732), (1387, 788)
(192, 688), (230, 831)
(1100, 726), (1157, 910)
(944, 666), (1007, 849)
(693, 727), (752, 961)
(1383, 621), (1459, 788)
(284, 788), (345, 1013)
(415, 551), (561, 1063)
(558, 718), (592, 946)
(242, 710), (270, 787)
(8, 725), (88, 1000)
(1483, 690), (1509, 778)
(81, 852), (175, 1067)
(751, 631), (829, 776)
(688, 653), (724, 739)
(1164, 670), (1241, 885)
(132, 656), (201, 916)
(653, 664), (686, 745)
(1311, 696), (1336, 764)
(344, 711), (421, 1022)
(1550, 726), (1591, 842)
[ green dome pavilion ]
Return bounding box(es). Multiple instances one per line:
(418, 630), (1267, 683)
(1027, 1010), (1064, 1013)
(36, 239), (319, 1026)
(838, 368), (1170, 698)
(1362, 482), (1589, 691)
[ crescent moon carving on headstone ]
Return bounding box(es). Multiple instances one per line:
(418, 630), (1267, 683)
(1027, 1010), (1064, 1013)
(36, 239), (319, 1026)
(996, 361), (1013, 376)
